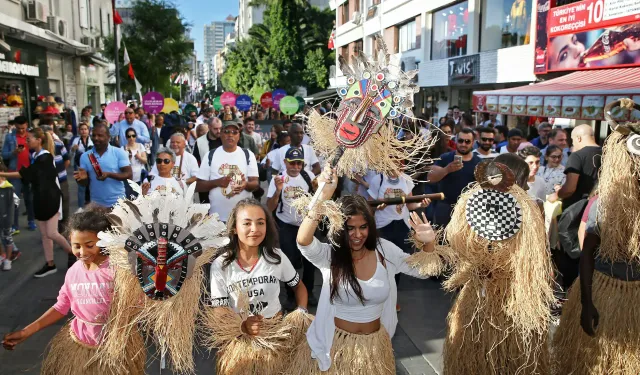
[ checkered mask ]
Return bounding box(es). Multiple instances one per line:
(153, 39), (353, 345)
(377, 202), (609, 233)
(465, 189), (522, 241)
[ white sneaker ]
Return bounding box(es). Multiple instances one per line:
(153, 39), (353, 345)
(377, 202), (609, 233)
(2, 259), (11, 271)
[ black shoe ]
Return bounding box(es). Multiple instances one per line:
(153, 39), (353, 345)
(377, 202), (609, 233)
(308, 293), (318, 307)
(34, 264), (57, 278)
(67, 253), (77, 269)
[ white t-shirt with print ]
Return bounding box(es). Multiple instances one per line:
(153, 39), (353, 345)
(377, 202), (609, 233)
(367, 173), (414, 229)
(267, 171), (315, 225)
(150, 152), (199, 182)
(210, 249), (300, 318)
(122, 143), (146, 182)
(271, 144), (319, 174)
(148, 176), (184, 196)
(196, 147), (259, 221)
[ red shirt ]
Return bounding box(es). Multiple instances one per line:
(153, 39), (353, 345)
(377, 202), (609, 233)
(15, 133), (30, 171)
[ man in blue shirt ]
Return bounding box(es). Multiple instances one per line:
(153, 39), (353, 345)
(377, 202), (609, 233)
(110, 107), (150, 147)
(75, 124), (133, 207)
(427, 128), (481, 228)
(530, 122), (552, 149)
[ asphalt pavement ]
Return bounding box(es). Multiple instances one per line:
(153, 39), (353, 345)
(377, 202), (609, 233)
(0, 179), (451, 375)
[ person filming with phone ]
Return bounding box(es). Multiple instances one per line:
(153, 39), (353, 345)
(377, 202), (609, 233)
(427, 128), (481, 228)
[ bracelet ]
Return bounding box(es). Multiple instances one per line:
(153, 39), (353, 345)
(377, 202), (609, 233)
(297, 306), (308, 313)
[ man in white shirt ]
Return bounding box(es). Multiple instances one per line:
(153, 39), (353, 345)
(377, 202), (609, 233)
(196, 107), (213, 125)
(473, 127), (500, 159)
(151, 133), (198, 186)
(196, 121), (259, 221)
(266, 147), (317, 307)
(243, 117), (263, 148)
(271, 123), (321, 175)
(499, 128), (524, 154)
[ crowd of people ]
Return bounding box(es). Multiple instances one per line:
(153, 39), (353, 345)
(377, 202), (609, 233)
(0, 92), (629, 375)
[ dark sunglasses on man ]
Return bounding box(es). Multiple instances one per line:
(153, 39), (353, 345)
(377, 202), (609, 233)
(480, 137), (494, 143)
(457, 138), (472, 145)
(223, 129), (239, 135)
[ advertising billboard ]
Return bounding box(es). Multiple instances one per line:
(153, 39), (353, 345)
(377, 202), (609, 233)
(534, 0), (640, 74)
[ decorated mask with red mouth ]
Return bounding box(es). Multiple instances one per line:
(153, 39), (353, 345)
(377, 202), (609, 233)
(335, 78), (393, 148)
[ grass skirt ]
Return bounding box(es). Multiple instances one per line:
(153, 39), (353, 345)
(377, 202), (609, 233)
(443, 284), (549, 375)
(41, 322), (145, 375)
(285, 326), (395, 375)
(552, 271), (640, 375)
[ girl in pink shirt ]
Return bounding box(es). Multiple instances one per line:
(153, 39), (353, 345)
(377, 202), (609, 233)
(2, 205), (145, 375)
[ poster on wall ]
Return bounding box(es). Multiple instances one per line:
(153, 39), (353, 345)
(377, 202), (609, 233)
(527, 96), (544, 115)
(498, 96), (512, 114)
(534, 0), (555, 74)
(581, 95), (605, 119)
(543, 96), (561, 116)
(561, 96), (581, 118)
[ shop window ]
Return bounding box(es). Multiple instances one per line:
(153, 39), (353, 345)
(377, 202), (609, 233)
(398, 20), (417, 52)
(431, 1), (469, 60)
(481, 0), (532, 51)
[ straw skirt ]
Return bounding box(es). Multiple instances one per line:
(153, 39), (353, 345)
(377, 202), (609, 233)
(41, 323), (145, 375)
(285, 326), (395, 375)
(552, 271), (640, 375)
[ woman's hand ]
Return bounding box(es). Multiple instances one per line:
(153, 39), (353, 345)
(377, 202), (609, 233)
(580, 302), (599, 337)
(242, 315), (263, 336)
(317, 164), (338, 201)
(420, 198), (431, 208)
(2, 330), (29, 350)
(409, 211), (436, 244)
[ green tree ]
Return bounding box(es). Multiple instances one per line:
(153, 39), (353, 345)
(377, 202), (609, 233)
(303, 48), (329, 92)
(103, 0), (193, 97)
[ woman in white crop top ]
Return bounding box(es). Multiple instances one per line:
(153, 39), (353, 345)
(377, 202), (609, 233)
(287, 166), (438, 375)
(202, 199), (311, 375)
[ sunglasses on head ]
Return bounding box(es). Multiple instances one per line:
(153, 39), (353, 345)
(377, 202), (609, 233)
(457, 138), (472, 144)
(126, 134), (136, 139)
(156, 158), (172, 165)
(223, 129), (239, 135)
(480, 137), (494, 142)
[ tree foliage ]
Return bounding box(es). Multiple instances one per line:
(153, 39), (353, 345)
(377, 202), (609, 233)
(222, 0), (334, 98)
(102, 0), (193, 97)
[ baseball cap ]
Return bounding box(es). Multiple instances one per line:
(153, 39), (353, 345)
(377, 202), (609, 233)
(285, 148), (304, 162)
(54, 96), (64, 104)
(222, 120), (240, 129)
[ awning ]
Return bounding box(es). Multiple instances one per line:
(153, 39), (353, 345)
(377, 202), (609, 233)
(304, 88), (338, 102)
(472, 67), (640, 121)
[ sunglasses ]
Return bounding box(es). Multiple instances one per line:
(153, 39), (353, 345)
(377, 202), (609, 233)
(548, 155), (562, 159)
(126, 134), (136, 139)
(223, 129), (239, 135)
(480, 137), (494, 142)
(457, 138), (472, 144)
(156, 158), (172, 165)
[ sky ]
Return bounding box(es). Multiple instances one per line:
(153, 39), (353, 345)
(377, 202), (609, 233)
(176, 0), (239, 62)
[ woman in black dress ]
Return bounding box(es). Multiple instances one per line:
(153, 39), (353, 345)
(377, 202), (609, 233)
(0, 128), (72, 278)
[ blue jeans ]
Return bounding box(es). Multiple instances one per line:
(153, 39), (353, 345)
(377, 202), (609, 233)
(9, 178), (34, 228)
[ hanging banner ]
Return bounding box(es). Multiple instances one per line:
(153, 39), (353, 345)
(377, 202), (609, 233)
(279, 96), (299, 115)
(142, 91), (164, 114)
(221, 92), (237, 106)
(236, 94), (252, 111)
(162, 98), (180, 113)
(260, 92), (273, 108)
(272, 89), (287, 111)
(104, 101), (127, 124)
(534, 0), (556, 74)
(213, 96), (222, 110)
(548, 0), (640, 37)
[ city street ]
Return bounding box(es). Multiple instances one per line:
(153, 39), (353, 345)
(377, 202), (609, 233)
(0, 182), (452, 375)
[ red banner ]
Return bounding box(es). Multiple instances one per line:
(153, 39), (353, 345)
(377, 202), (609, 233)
(548, 0), (640, 37)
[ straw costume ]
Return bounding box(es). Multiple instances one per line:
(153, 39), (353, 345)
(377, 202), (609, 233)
(442, 162), (554, 375)
(552, 99), (640, 375)
(95, 182), (229, 374)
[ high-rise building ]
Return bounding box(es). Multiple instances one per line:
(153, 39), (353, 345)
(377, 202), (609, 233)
(203, 15), (236, 63)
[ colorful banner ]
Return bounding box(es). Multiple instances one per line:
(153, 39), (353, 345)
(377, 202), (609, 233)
(104, 101), (127, 124)
(236, 94), (252, 111)
(272, 89), (287, 111)
(162, 98), (180, 113)
(142, 91), (164, 114)
(279, 96), (299, 115)
(260, 92), (273, 108)
(213, 96), (222, 111)
(534, 0), (555, 74)
(220, 92), (237, 106)
(548, 0), (640, 36)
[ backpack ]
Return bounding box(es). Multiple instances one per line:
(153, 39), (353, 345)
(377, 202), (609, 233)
(278, 170), (314, 213)
(557, 198), (589, 260)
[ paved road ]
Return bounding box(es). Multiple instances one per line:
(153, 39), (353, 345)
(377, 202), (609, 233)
(0, 180), (451, 375)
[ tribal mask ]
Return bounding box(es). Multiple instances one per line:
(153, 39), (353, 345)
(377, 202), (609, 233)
(125, 222), (204, 300)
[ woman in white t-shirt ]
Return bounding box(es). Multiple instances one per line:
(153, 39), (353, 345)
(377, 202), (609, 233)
(141, 147), (184, 196)
(122, 128), (147, 184)
(287, 166), (438, 375)
(203, 199), (310, 375)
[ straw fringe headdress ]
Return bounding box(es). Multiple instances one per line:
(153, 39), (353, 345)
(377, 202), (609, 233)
(96, 182), (229, 374)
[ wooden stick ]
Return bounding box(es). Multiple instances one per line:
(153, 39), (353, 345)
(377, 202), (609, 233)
(368, 193), (445, 206)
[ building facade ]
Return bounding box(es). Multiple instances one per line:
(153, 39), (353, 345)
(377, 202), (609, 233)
(237, 0), (265, 39)
(0, 0), (114, 125)
(331, 0), (537, 125)
(203, 16), (235, 63)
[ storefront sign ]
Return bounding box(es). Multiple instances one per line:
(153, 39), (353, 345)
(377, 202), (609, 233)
(512, 96), (527, 115)
(561, 95), (581, 118)
(548, 0), (640, 36)
(543, 96), (562, 116)
(498, 96), (512, 114)
(581, 95), (605, 119)
(527, 96), (544, 116)
(448, 54), (480, 85)
(486, 95), (498, 112)
(0, 60), (39, 77)
(142, 91), (165, 114)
